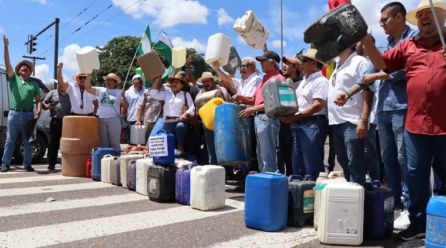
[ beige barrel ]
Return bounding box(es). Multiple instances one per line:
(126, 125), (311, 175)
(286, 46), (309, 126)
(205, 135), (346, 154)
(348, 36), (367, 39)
(60, 116), (101, 177)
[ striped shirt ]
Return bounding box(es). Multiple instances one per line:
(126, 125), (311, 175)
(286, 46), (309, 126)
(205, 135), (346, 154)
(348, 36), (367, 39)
(139, 86), (165, 123)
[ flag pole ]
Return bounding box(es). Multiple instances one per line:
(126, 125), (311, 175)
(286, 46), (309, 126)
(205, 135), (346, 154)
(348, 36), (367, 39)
(123, 22), (150, 88)
(152, 27), (164, 50)
(428, 0), (446, 48)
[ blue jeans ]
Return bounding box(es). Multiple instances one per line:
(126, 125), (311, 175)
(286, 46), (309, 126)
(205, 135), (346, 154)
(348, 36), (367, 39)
(432, 152), (446, 196)
(277, 122), (294, 176)
(292, 118), (328, 181)
(377, 110), (408, 209)
(2, 110), (34, 167)
(332, 122), (366, 185)
(163, 121), (189, 147)
(404, 130), (446, 229)
(254, 114), (280, 173)
(364, 125), (380, 181)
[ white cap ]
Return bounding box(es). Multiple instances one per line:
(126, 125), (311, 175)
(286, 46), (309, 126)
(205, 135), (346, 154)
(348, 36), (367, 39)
(132, 74), (142, 81)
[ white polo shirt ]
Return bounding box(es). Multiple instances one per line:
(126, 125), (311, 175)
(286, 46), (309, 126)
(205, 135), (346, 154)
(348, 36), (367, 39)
(327, 52), (370, 125)
(231, 72), (262, 108)
(66, 83), (96, 114)
(295, 71), (329, 116)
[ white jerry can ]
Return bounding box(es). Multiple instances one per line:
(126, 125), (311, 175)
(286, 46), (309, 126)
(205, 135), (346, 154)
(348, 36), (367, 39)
(100, 154), (113, 183)
(233, 10), (270, 49)
(120, 151), (144, 189)
(205, 33), (232, 66)
(190, 165), (226, 211)
(130, 125), (146, 145)
(76, 46), (100, 74)
(136, 156), (153, 196)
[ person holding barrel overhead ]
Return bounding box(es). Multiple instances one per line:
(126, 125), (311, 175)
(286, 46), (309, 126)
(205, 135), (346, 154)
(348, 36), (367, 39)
(150, 75), (195, 157)
(83, 73), (125, 152)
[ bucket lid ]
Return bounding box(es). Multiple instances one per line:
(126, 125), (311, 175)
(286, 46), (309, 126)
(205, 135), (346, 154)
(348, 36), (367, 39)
(426, 196), (446, 217)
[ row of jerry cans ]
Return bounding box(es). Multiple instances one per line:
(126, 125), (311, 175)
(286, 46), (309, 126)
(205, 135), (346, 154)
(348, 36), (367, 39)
(244, 172), (394, 246)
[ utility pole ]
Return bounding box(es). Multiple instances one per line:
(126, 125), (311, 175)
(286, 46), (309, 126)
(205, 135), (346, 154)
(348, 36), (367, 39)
(22, 56), (46, 76)
(25, 18), (60, 88)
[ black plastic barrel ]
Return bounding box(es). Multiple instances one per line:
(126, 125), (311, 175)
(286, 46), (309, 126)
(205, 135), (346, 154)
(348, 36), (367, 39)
(147, 164), (177, 202)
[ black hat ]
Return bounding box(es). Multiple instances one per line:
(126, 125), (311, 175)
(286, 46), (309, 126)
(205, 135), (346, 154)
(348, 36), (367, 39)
(255, 51), (281, 63)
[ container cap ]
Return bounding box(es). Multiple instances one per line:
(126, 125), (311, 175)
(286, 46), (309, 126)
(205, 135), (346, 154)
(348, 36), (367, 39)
(426, 196), (446, 217)
(319, 172), (328, 178)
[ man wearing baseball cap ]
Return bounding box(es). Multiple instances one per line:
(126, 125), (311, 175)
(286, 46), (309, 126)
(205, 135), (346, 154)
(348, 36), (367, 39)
(361, 0), (446, 240)
(238, 50), (285, 173)
(1, 35), (42, 172)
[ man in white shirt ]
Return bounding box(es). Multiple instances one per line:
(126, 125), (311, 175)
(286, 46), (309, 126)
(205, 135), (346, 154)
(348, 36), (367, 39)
(123, 74), (145, 144)
(214, 58), (262, 172)
(327, 46), (372, 185)
(282, 49), (329, 181)
(58, 69), (98, 116)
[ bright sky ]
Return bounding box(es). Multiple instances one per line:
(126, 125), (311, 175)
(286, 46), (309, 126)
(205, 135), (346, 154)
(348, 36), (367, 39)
(0, 0), (420, 84)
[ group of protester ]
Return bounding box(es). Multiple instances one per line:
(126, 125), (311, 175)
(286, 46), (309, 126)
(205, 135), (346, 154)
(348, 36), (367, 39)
(2, 0), (446, 242)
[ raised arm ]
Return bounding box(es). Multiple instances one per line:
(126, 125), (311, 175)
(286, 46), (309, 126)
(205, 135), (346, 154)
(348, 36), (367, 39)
(83, 73), (96, 95)
(3, 35), (13, 78)
(149, 76), (167, 101)
(56, 63), (69, 91)
(184, 57), (196, 86)
(212, 61), (236, 93)
(362, 34), (387, 70)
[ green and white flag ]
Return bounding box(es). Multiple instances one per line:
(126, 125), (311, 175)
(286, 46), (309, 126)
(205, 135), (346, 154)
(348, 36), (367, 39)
(154, 31), (175, 79)
(137, 24), (152, 56)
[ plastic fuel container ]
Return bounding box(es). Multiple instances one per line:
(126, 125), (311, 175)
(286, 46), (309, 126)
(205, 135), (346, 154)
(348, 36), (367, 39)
(137, 50), (165, 81)
(222, 46), (242, 73)
(262, 78), (299, 119)
(127, 160), (137, 191)
(120, 151), (144, 188)
(91, 147), (115, 181)
(136, 156), (153, 196)
(288, 175), (316, 227)
(199, 98), (224, 130)
(130, 125), (146, 145)
(328, 0), (352, 10)
(190, 165), (226, 211)
(147, 164), (178, 202)
(364, 181), (394, 240)
(175, 164), (200, 205)
(86, 159), (92, 178)
(205, 33), (231, 66)
(194, 89), (226, 110)
(172, 46), (187, 68)
(318, 182), (364, 246)
(233, 10), (270, 49)
(76, 46), (100, 74)
(313, 171), (347, 230)
(244, 172), (288, 231)
(149, 130), (175, 165)
(109, 156), (121, 186)
(61, 116), (101, 177)
(214, 103), (251, 166)
(101, 154), (113, 183)
(304, 4), (368, 62)
(426, 196), (446, 247)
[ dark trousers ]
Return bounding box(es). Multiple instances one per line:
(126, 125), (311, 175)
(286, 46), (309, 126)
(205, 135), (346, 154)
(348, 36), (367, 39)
(248, 116), (259, 172)
(48, 118), (63, 166)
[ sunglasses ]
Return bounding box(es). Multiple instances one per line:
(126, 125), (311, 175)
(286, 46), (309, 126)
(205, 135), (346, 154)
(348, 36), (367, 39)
(379, 14), (397, 24)
(240, 64), (250, 68)
(302, 59), (313, 63)
(202, 79), (213, 84)
(78, 76), (86, 80)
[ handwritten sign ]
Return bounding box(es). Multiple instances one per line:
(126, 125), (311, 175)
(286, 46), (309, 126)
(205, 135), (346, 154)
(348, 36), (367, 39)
(149, 135), (168, 157)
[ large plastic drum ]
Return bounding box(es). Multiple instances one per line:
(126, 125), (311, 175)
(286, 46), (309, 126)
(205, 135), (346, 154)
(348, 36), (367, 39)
(60, 116), (101, 177)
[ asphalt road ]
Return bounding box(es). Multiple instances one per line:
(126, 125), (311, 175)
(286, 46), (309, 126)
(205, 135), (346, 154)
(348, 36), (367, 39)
(0, 145), (427, 248)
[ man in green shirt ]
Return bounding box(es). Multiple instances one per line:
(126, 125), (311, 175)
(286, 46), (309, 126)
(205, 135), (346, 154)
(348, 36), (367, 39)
(1, 35), (42, 172)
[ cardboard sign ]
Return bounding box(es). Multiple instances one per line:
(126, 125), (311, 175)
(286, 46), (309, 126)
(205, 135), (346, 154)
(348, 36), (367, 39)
(149, 135), (168, 157)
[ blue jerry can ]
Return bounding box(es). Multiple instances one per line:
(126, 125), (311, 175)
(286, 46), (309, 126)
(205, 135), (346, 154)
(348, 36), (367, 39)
(364, 181), (394, 240)
(426, 196), (446, 247)
(91, 147), (115, 181)
(244, 172), (288, 231)
(288, 175), (316, 227)
(175, 164), (200, 205)
(127, 160), (137, 191)
(214, 103), (251, 166)
(150, 130), (175, 166)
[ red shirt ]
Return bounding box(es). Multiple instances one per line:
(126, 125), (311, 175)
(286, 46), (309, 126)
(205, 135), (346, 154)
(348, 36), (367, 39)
(383, 34), (446, 135)
(254, 70), (286, 106)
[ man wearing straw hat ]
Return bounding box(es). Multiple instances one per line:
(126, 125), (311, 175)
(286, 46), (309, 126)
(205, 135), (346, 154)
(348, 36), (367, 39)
(57, 65), (98, 116)
(282, 49), (329, 181)
(361, 0), (446, 241)
(1, 35), (42, 172)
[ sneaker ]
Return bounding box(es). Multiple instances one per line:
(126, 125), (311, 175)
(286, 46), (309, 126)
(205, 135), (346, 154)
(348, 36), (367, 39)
(48, 165), (55, 171)
(25, 166), (35, 172)
(0, 166), (10, 172)
(396, 225), (425, 241)
(394, 209), (410, 230)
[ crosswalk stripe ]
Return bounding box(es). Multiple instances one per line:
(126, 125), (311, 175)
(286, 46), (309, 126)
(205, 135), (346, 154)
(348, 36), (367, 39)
(0, 175), (75, 184)
(210, 227), (318, 248)
(0, 199), (244, 248)
(0, 182), (114, 197)
(0, 193), (147, 217)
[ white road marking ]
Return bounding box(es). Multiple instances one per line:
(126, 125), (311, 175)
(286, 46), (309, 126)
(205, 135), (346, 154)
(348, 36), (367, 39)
(0, 175), (75, 184)
(0, 199), (245, 248)
(0, 193), (147, 217)
(0, 182), (114, 197)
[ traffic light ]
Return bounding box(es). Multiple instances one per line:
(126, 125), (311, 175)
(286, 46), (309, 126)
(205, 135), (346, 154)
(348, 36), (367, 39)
(29, 35), (37, 54)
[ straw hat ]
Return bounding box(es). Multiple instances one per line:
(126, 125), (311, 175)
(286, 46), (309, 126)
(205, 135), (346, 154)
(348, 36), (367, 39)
(167, 74), (188, 85)
(102, 73), (121, 84)
(197, 72), (218, 83)
(406, 0), (446, 25)
(71, 71), (87, 80)
(14, 60), (34, 75)
(298, 49), (329, 68)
